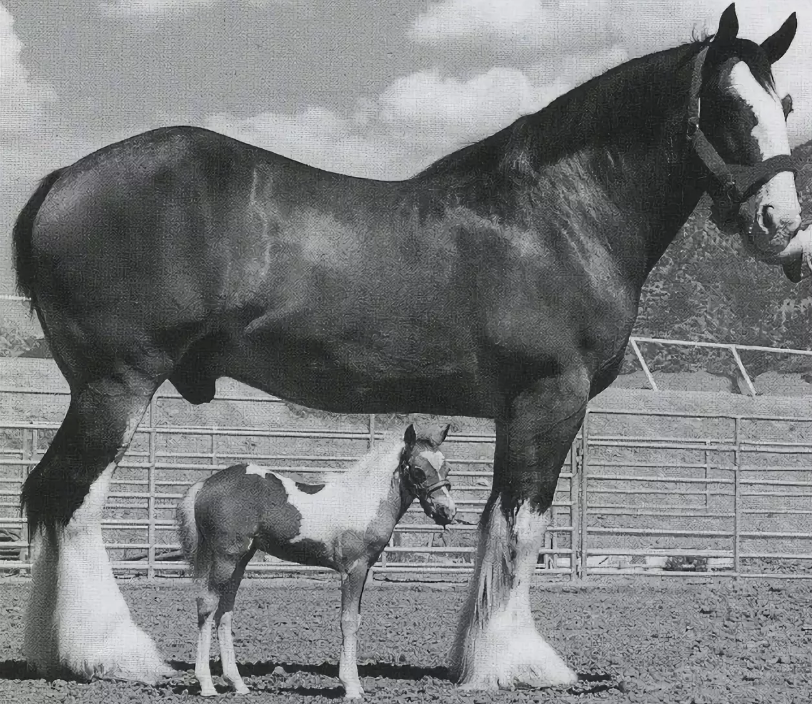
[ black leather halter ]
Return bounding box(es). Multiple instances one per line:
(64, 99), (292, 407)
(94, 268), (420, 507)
(687, 46), (796, 216)
(399, 452), (451, 499)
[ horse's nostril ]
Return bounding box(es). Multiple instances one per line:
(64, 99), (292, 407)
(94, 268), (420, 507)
(762, 205), (775, 229)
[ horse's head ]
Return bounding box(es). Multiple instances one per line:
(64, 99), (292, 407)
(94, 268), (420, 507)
(693, 4), (804, 278)
(400, 423), (456, 526)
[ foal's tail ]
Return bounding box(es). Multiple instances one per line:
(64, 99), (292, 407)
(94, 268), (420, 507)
(176, 480), (208, 579)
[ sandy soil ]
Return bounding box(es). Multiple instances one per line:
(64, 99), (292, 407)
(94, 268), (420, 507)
(0, 577), (810, 703)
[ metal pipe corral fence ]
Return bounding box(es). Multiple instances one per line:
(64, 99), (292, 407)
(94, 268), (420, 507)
(0, 330), (810, 580)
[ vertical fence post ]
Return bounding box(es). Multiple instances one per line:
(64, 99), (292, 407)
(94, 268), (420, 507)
(368, 414), (379, 580)
(20, 425), (33, 573)
(704, 441), (710, 509)
(733, 416), (741, 578)
(569, 441), (579, 582)
(147, 393), (157, 580)
(579, 410), (590, 581)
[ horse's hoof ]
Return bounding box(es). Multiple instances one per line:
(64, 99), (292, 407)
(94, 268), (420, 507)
(343, 686), (364, 698)
(233, 684), (250, 695)
(200, 687), (218, 697)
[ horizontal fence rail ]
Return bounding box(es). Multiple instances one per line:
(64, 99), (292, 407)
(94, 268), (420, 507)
(0, 334), (810, 580)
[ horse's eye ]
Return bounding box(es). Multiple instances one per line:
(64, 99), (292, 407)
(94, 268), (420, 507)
(782, 94), (793, 118)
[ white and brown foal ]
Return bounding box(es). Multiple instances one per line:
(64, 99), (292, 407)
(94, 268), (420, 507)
(177, 423), (456, 698)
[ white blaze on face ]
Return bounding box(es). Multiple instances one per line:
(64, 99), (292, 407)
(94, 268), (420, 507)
(727, 61), (799, 244)
(419, 449), (445, 471)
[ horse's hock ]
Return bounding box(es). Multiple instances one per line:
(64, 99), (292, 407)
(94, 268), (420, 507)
(1, 356), (811, 580)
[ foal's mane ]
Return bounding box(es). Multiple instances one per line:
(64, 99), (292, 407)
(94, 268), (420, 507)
(325, 437), (405, 490)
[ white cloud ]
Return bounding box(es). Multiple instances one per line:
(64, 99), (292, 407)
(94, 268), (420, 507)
(411, 0), (812, 146)
(205, 67), (569, 179)
(411, 0), (550, 44)
(99, 0), (288, 17)
(0, 4), (55, 133)
(100, 0), (215, 16)
(378, 68), (553, 143)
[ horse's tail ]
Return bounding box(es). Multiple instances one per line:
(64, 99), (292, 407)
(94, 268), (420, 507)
(12, 169), (63, 312)
(176, 479), (208, 579)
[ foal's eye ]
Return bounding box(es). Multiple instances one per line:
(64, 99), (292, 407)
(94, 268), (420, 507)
(411, 467), (426, 483)
(781, 94), (793, 119)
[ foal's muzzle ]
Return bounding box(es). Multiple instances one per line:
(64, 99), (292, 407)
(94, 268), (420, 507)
(418, 479), (456, 526)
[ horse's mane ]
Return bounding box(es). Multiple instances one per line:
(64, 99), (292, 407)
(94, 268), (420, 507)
(415, 33), (776, 189)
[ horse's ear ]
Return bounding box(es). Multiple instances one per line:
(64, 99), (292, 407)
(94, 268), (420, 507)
(404, 424), (416, 447)
(713, 4), (739, 46)
(761, 13), (797, 64)
(432, 423), (451, 446)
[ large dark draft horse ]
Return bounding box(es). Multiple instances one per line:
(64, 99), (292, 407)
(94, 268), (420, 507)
(12, 3), (807, 689)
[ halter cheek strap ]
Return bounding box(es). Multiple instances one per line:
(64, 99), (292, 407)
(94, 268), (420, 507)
(687, 46), (797, 209)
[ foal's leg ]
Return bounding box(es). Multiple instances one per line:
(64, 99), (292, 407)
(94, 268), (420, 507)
(195, 586), (220, 697)
(338, 564), (369, 698)
(215, 550), (254, 695)
(450, 371), (588, 690)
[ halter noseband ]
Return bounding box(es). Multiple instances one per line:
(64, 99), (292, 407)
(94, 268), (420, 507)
(687, 46), (796, 213)
(420, 478), (452, 496)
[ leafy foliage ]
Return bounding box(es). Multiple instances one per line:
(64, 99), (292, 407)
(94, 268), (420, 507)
(629, 141), (812, 374)
(0, 317), (50, 358)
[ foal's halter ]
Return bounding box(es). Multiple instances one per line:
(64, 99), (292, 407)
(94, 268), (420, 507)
(687, 46), (796, 217)
(400, 452), (451, 500)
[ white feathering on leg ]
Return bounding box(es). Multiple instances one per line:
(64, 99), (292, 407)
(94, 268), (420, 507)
(449, 498), (576, 690)
(25, 411), (171, 683)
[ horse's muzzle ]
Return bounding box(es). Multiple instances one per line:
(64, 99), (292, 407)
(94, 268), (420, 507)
(771, 225), (812, 282)
(426, 498), (456, 526)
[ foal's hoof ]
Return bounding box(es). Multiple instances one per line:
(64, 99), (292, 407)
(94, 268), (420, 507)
(199, 686), (218, 697)
(233, 683), (250, 695)
(343, 685), (364, 699)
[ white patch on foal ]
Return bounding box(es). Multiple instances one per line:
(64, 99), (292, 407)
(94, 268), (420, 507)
(275, 441), (405, 547)
(450, 498), (576, 690)
(24, 413), (171, 682)
(245, 464), (272, 477)
(727, 62), (799, 237)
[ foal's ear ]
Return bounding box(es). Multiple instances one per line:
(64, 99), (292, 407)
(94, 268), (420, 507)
(761, 13), (797, 65)
(431, 423), (451, 446)
(713, 4), (738, 46)
(404, 424), (416, 447)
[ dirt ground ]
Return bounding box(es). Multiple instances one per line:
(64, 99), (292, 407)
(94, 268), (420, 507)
(0, 577), (810, 704)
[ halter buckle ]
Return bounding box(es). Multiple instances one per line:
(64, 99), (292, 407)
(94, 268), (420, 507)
(686, 115), (699, 139)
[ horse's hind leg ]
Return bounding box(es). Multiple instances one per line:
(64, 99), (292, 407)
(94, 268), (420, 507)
(214, 550), (253, 695)
(23, 374), (171, 683)
(338, 564), (369, 699)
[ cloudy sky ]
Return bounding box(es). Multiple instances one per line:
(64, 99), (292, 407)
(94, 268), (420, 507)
(2, 0), (811, 296)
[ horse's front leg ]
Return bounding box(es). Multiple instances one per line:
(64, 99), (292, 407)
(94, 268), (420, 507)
(338, 563), (368, 698)
(449, 370), (589, 690)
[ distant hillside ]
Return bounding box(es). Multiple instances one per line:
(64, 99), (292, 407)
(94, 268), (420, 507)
(631, 139), (812, 375)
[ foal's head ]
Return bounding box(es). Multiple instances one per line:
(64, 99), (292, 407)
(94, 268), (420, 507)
(696, 5), (801, 269)
(399, 423), (456, 526)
